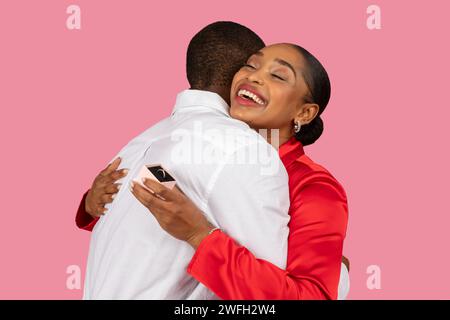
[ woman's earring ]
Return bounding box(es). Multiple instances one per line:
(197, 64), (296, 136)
(294, 121), (301, 133)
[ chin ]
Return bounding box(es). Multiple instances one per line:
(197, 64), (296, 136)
(230, 106), (251, 121)
(232, 111), (264, 130)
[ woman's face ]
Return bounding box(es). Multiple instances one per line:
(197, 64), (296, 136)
(230, 43), (317, 140)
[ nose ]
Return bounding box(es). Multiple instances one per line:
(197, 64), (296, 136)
(247, 69), (264, 85)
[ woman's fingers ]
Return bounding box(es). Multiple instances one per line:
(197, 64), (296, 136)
(141, 178), (177, 202)
(100, 168), (128, 184)
(100, 157), (121, 177)
(90, 204), (107, 217)
(173, 185), (186, 197)
(109, 168), (129, 181)
(100, 193), (116, 204)
(93, 205), (107, 217)
(104, 183), (121, 194)
(130, 179), (213, 245)
(130, 181), (170, 215)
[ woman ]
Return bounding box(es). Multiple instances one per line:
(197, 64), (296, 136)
(130, 43), (349, 300)
(78, 43), (349, 299)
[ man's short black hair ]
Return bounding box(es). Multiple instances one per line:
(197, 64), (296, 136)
(186, 21), (265, 89)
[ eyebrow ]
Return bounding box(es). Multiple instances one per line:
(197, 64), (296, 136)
(251, 51), (297, 78)
(274, 58), (297, 78)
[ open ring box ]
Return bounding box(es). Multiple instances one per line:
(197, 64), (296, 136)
(134, 164), (176, 200)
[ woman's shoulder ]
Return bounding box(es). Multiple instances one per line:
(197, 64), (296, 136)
(287, 154), (347, 201)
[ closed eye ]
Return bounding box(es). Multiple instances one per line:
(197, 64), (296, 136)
(243, 64), (256, 69)
(272, 74), (285, 81)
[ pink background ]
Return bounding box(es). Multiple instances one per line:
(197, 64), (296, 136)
(0, 0), (449, 299)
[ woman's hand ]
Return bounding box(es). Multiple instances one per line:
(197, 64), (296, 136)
(85, 157), (128, 218)
(130, 178), (215, 249)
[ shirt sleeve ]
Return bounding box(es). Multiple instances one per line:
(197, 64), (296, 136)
(187, 171), (348, 300)
(75, 190), (99, 231)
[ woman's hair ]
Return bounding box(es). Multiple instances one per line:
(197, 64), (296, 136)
(290, 44), (331, 146)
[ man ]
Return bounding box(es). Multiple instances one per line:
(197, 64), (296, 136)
(77, 21), (350, 299)
(79, 21), (290, 299)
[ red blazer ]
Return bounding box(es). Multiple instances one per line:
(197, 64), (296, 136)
(76, 136), (348, 300)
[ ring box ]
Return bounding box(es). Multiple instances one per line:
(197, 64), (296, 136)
(135, 164), (176, 190)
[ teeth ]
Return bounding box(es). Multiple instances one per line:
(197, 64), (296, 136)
(238, 89), (265, 105)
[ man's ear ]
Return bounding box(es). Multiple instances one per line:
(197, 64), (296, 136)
(295, 103), (320, 125)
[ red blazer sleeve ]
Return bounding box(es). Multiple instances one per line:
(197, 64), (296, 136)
(187, 171), (348, 300)
(75, 190), (99, 231)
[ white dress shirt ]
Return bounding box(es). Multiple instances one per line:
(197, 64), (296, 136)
(83, 90), (291, 299)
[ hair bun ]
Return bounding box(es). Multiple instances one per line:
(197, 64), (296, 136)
(295, 116), (324, 146)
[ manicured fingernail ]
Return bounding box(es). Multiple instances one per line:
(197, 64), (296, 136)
(123, 169), (129, 174)
(112, 194), (116, 199)
(142, 178), (147, 183)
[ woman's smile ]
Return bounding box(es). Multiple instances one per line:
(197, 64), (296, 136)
(234, 83), (268, 108)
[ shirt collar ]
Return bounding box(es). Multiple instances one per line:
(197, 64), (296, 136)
(279, 136), (305, 168)
(171, 89), (230, 117)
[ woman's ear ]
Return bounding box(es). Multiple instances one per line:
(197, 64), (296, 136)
(295, 103), (320, 125)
